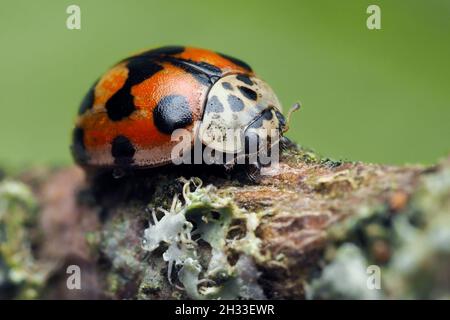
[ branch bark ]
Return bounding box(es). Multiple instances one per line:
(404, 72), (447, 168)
(1, 144), (449, 299)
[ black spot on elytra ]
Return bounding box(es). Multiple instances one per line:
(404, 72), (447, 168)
(236, 74), (253, 86)
(127, 59), (164, 86)
(125, 48), (222, 87)
(71, 127), (89, 164)
(105, 90), (135, 121)
(111, 135), (136, 165)
(78, 80), (98, 115)
(218, 52), (253, 72)
(106, 60), (163, 121)
(222, 82), (233, 90)
(163, 57), (222, 85)
(228, 95), (244, 112)
(238, 86), (257, 101)
(166, 59), (210, 85)
(189, 60), (222, 75)
(153, 95), (193, 134)
(121, 46), (185, 63)
(205, 95), (224, 113)
(138, 46), (185, 57)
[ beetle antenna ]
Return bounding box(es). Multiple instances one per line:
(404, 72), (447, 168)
(282, 102), (301, 133)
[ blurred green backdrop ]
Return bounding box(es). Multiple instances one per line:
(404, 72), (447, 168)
(0, 0), (449, 169)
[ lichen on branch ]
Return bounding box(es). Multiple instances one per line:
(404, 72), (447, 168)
(0, 144), (449, 299)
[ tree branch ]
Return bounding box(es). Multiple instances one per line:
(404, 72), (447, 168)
(1, 144), (449, 299)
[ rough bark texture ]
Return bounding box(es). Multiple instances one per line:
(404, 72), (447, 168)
(0, 144), (449, 299)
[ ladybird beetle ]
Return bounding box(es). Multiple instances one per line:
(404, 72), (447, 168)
(71, 46), (299, 170)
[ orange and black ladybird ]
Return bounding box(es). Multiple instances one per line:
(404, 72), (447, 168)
(71, 46), (298, 171)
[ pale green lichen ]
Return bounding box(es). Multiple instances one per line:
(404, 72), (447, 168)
(0, 180), (50, 299)
(305, 243), (381, 300)
(383, 164), (450, 299)
(142, 177), (266, 299)
(307, 159), (450, 299)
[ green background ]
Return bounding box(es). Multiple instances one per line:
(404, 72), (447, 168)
(1, 0), (449, 169)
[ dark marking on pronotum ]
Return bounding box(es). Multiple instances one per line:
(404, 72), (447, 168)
(222, 82), (233, 90)
(263, 109), (274, 120)
(153, 95), (193, 134)
(218, 53), (253, 72)
(248, 109), (273, 129)
(78, 80), (98, 115)
(236, 74), (253, 86)
(206, 95), (224, 113)
(228, 95), (244, 112)
(239, 86), (257, 101)
(106, 60), (163, 121)
(111, 135), (136, 165)
(71, 127), (89, 164)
